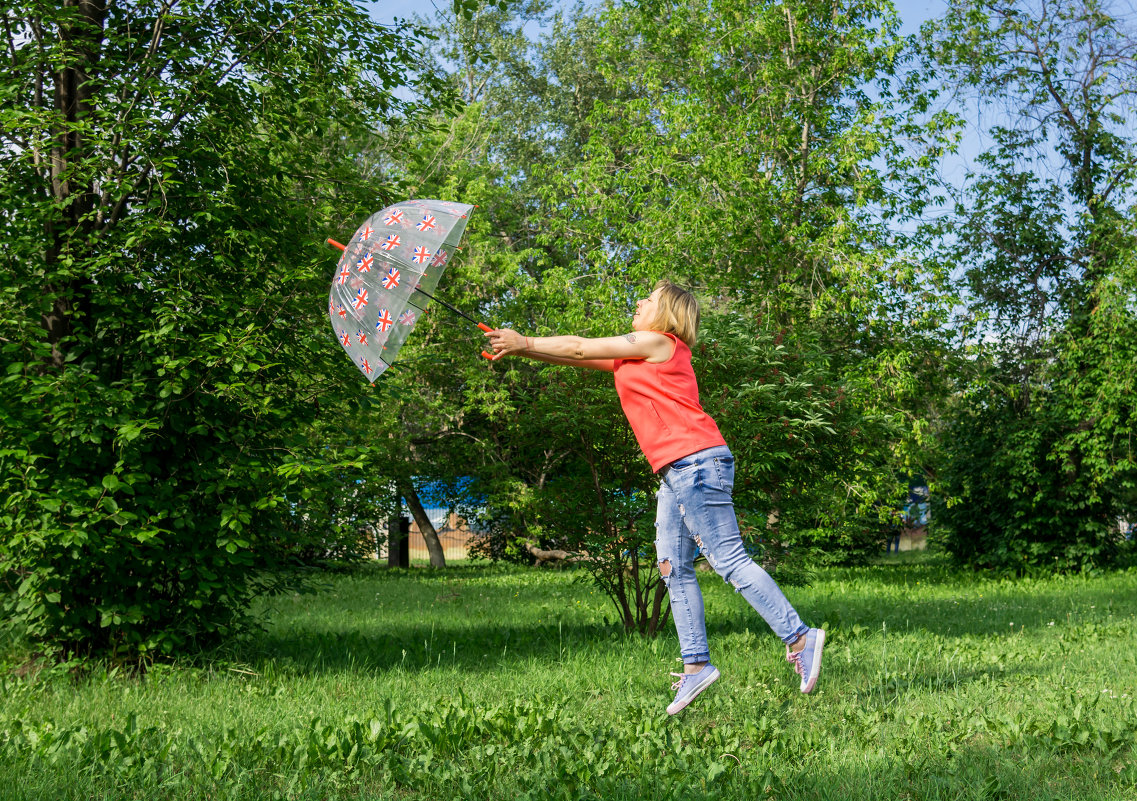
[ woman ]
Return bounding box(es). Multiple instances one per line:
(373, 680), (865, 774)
(485, 280), (824, 715)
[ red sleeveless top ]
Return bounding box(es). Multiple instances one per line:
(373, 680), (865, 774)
(613, 333), (726, 472)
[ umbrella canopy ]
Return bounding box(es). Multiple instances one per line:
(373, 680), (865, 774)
(328, 199), (475, 382)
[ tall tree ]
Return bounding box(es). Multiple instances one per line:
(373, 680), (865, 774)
(922, 0), (1137, 570)
(0, 0), (450, 657)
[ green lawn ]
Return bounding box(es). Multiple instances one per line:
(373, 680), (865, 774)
(2, 555), (1136, 800)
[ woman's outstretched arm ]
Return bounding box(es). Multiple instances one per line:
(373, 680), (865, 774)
(484, 329), (673, 371)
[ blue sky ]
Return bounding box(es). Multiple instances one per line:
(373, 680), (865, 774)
(370, 0), (947, 35)
(367, 0), (973, 177)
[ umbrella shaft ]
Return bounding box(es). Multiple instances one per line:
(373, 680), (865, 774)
(414, 287), (488, 331)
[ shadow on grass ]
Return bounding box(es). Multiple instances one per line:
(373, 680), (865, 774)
(242, 619), (617, 676)
(236, 562), (619, 675)
(798, 577), (1136, 638)
(233, 560), (1136, 681)
(729, 550), (1137, 641)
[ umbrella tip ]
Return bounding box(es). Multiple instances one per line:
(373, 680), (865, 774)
(326, 238), (346, 252)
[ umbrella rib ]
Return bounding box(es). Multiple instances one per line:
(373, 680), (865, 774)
(412, 287), (481, 326)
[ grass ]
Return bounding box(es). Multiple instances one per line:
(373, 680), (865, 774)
(2, 553), (1136, 800)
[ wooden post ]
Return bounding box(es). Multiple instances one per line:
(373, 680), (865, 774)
(388, 514), (410, 568)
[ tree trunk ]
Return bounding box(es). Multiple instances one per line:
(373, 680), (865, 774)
(398, 480), (446, 568)
(44, 0), (107, 366)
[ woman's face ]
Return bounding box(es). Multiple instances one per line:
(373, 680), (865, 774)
(632, 289), (662, 331)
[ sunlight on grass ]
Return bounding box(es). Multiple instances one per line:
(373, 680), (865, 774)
(2, 561), (1135, 800)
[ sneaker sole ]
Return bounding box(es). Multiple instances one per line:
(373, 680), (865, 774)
(801, 629), (825, 694)
(666, 667), (720, 715)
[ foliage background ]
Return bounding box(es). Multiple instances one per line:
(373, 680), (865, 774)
(1, 0), (1135, 660)
(0, 0), (454, 657)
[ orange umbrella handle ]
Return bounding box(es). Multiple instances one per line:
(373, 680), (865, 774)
(477, 323), (493, 360)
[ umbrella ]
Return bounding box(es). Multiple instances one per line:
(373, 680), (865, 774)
(326, 199), (491, 382)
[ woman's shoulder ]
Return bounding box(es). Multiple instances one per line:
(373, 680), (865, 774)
(653, 331), (690, 355)
(613, 330), (682, 366)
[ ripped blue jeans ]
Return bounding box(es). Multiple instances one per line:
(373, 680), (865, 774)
(655, 445), (809, 665)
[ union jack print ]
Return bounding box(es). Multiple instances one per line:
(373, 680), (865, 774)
(352, 287), (368, 310)
(398, 310), (416, 326)
(380, 234), (401, 251)
(357, 253), (374, 273)
(337, 265), (352, 285)
(361, 357), (373, 375)
(411, 246), (431, 264)
(416, 215), (437, 232)
(375, 308), (394, 332)
(431, 249), (449, 267)
(359, 226), (374, 242)
(382, 268), (400, 289)
(356, 329), (368, 345)
(339, 330), (350, 347)
(334, 303), (348, 319)
(383, 210), (405, 226)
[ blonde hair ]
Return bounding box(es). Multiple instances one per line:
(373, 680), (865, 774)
(650, 279), (700, 348)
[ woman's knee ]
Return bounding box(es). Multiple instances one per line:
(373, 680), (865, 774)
(656, 549), (695, 586)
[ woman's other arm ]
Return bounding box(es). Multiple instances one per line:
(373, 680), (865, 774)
(522, 351), (617, 371)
